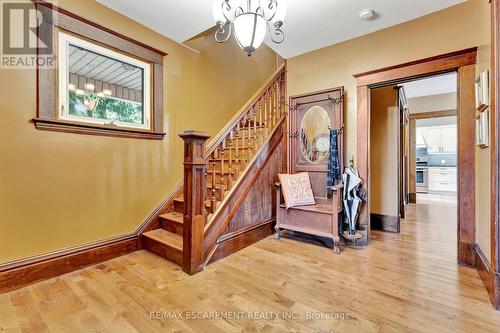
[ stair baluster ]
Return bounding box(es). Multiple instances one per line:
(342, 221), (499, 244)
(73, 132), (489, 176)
(246, 115), (252, 161)
(265, 92), (270, 138)
(269, 86), (274, 128)
(259, 98), (265, 146)
(281, 73), (286, 117)
(211, 151), (217, 213)
(272, 82), (277, 127)
(227, 131), (233, 190)
(219, 143), (225, 199)
(235, 123), (240, 179)
(277, 79), (281, 117)
(253, 106), (258, 152)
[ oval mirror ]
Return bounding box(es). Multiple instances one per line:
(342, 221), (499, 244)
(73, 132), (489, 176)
(300, 105), (331, 163)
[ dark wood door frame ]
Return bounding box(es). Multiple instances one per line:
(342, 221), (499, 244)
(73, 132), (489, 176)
(353, 48), (477, 269)
(485, 0), (500, 310)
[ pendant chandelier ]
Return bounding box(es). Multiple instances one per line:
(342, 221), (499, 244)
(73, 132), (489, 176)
(212, 0), (286, 56)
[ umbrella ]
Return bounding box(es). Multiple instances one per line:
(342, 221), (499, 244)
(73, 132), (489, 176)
(342, 167), (364, 235)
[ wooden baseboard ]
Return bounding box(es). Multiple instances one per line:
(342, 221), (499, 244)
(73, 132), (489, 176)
(473, 243), (500, 310)
(474, 243), (492, 294)
(458, 240), (475, 267)
(370, 213), (400, 233)
(0, 180), (183, 293)
(208, 219), (275, 265)
(0, 237), (138, 293)
(408, 193), (417, 204)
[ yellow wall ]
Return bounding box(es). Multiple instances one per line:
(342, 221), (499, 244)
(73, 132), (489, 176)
(475, 0), (492, 262)
(287, 0), (492, 258)
(408, 93), (457, 114)
(287, 0), (486, 162)
(0, 0), (279, 263)
(369, 86), (398, 217)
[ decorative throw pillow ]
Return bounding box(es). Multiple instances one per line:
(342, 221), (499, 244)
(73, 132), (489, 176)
(278, 172), (316, 209)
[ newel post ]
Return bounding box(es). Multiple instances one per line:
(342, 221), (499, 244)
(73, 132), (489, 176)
(179, 130), (210, 275)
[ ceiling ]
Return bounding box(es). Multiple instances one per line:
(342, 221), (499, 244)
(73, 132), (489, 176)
(97, 0), (464, 59)
(402, 73), (457, 99)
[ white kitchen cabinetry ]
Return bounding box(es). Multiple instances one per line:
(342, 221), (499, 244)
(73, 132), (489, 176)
(440, 126), (457, 153)
(426, 127), (442, 153)
(416, 127), (427, 146)
(417, 125), (456, 153)
(428, 167), (457, 193)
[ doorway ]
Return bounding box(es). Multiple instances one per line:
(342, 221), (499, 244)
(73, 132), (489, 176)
(354, 48), (477, 266)
(405, 73), (458, 205)
(368, 73), (459, 233)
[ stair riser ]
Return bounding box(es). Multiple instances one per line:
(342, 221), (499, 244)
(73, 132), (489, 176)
(142, 237), (183, 266)
(159, 219), (183, 236)
(174, 200), (184, 214)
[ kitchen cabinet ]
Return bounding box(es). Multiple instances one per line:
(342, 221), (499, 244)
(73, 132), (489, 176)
(426, 127), (442, 153)
(416, 127), (427, 146)
(441, 126), (457, 153)
(416, 125), (456, 153)
(428, 167), (457, 192)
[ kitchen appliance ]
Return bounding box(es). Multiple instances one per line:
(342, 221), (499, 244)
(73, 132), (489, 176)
(416, 161), (429, 193)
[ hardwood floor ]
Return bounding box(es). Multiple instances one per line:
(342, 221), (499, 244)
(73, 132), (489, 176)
(1, 199), (499, 332)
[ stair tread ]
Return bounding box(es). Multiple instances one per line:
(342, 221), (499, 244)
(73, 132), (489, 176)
(159, 212), (183, 224)
(143, 229), (183, 251)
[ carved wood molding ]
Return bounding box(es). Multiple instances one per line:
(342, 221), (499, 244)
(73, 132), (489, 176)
(354, 47), (477, 87)
(355, 48), (477, 251)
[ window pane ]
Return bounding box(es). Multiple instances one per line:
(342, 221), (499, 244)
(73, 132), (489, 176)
(67, 43), (145, 126)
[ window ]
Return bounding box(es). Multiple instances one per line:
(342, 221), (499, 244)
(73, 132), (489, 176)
(58, 32), (151, 130)
(34, 2), (166, 140)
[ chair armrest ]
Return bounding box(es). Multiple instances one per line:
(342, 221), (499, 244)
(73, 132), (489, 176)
(330, 185), (344, 213)
(275, 182), (283, 211)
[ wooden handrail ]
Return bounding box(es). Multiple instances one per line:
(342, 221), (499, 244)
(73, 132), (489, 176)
(204, 64), (286, 158)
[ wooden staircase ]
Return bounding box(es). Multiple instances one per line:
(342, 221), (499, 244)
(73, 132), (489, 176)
(142, 65), (287, 274)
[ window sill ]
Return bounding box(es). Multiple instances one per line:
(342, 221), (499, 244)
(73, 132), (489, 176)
(33, 118), (166, 140)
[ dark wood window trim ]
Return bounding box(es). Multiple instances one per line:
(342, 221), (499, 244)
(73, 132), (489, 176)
(34, 1), (166, 140)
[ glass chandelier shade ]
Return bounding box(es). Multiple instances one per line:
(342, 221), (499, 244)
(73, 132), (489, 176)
(213, 0), (286, 56)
